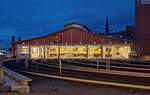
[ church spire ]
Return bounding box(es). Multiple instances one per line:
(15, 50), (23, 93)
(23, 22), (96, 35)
(105, 16), (109, 34)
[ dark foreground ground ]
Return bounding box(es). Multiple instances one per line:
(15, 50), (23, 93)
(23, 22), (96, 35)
(1, 74), (150, 95)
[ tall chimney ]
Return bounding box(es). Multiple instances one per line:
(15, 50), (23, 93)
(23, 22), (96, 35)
(11, 36), (16, 44)
(18, 37), (21, 42)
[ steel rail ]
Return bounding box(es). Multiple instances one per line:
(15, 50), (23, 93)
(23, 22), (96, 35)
(33, 60), (150, 78)
(15, 70), (150, 91)
(67, 59), (150, 68)
(5, 61), (150, 90)
(62, 59), (150, 72)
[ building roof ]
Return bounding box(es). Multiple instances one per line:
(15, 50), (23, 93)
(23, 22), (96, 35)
(14, 23), (130, 45)
(64, 23), (90, 32)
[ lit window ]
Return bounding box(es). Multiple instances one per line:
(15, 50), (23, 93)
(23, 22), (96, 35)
(19, 46), (29, 54)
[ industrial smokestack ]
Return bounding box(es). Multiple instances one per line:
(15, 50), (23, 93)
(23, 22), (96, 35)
(18, 37), (21, 42)
(11, 36), (16, 44)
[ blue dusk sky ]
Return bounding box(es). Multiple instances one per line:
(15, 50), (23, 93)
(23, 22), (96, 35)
(0, 0), (135, 46)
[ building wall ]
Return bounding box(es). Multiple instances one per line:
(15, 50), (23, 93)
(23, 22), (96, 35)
(13, 27), (126, 56)
(135, 2), (150, 58)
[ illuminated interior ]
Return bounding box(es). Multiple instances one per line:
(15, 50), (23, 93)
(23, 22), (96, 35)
(45, 46), (59, 59)
(18, 46), (30, 59)
(18, 44), (131, 59)
(69, 46), (87, 59)
(60, 46), (71, 59)
(31, 46), (44, 59)
(103, 45), (131, 59)
(18, 46), (29, 54)
(115, 45), (131, 59)
(88, 45), (102, 59)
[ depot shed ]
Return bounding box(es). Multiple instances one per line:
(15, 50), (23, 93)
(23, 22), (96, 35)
(12, 23), (132, 59)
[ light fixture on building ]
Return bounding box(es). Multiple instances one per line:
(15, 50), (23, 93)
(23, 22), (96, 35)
(109, 41), (112, 45)
(65, 42), (68, 45)
(124, 41), (127, 44)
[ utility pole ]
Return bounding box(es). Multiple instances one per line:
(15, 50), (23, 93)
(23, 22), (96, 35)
(58, 45), (62, 75)
(96, 57), (99, 68)
(106, 58), (110, 70)
(59, 58), (62, 75)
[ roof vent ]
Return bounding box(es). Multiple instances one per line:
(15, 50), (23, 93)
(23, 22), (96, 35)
(64, 23), (90, 32)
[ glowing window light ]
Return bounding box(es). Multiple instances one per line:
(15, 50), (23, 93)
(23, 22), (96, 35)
(23, 44), (132, 59)
(60, 46), (70, 58)
(31, 46), (44, 59)
(45, 46), (58, 59)
(19, 46), (29, 54)
(88, 45), (102, 59)
(103, 45), (131, 59)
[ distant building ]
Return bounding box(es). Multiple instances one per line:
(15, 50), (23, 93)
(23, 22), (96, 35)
(135, 0), (150, 59)
(99, 18), (135, 42)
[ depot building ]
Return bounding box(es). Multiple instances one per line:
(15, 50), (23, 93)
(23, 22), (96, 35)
(12, 23), (132, 59)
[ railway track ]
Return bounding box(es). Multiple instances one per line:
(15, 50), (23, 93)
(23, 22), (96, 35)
(3, 61), (150, 89)
(3, 59), (150, 90)
(35, 60), (150, 78)
(68, 59), (150, 68)
(3, 60), (150, 76)
(42, 59), (150, 73)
